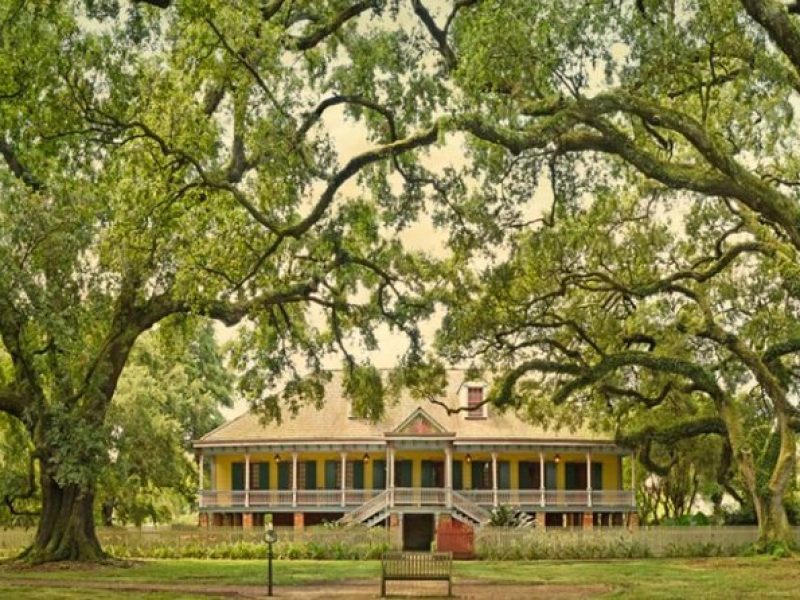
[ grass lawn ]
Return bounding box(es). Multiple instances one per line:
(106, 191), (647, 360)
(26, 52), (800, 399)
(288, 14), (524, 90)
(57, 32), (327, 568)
(1, 557), (799, 598)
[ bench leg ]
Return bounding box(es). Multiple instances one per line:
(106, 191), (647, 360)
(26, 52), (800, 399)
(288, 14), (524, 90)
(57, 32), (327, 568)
(381, 576), (385, 598)
(448, 577), (452, 598)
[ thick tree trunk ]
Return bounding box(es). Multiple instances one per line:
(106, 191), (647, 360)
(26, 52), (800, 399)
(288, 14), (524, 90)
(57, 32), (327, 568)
(20, 469), (105, 563)
(755, 492), (794, 547)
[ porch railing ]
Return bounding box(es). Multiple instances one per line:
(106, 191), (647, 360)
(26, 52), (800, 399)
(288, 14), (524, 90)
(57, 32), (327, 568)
(458, 489), (635, 508)
(199, 488), (635, 510)
(392, 487), (447, 506)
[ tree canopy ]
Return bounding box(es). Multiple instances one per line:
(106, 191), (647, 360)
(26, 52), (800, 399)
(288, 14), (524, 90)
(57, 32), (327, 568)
(5, 0), (800, 561)
(0, 0), (451, 562)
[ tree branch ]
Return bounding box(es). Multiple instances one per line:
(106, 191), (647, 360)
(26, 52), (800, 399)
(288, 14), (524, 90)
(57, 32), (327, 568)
(740, 0), (800, 77)
(288, 1), (377, 51)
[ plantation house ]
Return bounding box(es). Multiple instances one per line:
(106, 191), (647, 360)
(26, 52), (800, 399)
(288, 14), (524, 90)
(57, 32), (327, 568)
(194, 371), (637, 551)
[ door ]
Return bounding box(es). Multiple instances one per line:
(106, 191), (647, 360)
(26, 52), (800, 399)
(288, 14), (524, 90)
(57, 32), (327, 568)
(251, 463), (269, 490)
(565, 463), (587, 490)
(403, 514), (435, 551)
(471, 461), (490, 489)
(421, 460), (444, 488)
(519, 461), (541, 489)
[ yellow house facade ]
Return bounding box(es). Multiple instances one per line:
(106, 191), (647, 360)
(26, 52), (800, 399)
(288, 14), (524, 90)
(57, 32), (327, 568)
(194, 371), (637, 550)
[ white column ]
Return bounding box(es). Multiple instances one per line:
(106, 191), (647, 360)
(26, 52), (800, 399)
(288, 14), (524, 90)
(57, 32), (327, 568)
(340, 451), (347, 507)
(444, 445), (453, 508)
(244, 451), (251, 508)
(388, 446), (395, 507)
(491, 452), (498, 507)
(198, 453), (204, 508)
(539, 451), (545, 507)
(292, 452), (298, 508)
(210, 456), (217, 491)
(586, 451), (592, 508)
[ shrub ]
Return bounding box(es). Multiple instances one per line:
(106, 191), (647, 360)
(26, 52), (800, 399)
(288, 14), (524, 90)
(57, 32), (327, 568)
(102, 527), (390, 560)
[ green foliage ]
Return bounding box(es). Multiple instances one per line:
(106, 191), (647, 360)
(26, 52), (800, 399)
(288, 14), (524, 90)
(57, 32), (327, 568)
(489, 505), (535, 528)
(96, 321), (233, 526)
(661, 513), (712, 527)
(476, 531), (652, 560)
(101, 529), (390, 560)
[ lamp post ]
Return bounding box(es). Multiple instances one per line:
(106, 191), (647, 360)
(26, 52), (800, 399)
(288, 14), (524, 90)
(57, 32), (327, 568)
(265, 522), (278, 596)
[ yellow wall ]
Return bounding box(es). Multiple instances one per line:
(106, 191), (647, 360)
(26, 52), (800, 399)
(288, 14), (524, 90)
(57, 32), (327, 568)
(208, 450), (622, 491)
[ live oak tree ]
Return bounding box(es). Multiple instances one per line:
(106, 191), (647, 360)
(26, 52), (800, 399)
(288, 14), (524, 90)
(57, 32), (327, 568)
(411, 0), (800, 547)
(435, 193), (800, 547)
(442, 0), (800, 253)
(1, 321), (232, 528)
(0, 1), (455, 562)
(7, 0), (800, 563)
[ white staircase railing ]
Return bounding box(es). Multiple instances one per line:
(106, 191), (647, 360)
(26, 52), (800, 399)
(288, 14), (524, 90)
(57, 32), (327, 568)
(339, 489), (390, 526)
(451, 490), (491, 525)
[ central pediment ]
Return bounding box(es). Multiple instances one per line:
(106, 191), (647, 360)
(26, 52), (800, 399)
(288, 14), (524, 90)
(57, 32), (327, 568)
(387, 407), (453, 437)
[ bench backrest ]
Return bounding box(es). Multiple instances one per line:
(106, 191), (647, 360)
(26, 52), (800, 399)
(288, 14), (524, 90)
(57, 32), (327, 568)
(382, 552), (452, 578)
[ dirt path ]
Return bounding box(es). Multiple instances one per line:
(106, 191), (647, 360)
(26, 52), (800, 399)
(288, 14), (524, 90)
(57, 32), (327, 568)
(0, 577), (611, 599)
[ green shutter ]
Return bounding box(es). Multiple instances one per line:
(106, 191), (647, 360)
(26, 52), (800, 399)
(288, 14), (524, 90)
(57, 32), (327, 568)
(372, 460), (386, 490)
(396, 460), (412, 487)
(353, 461), (364, 489)
(258, 463), (269, 490)
(278, 462), (291, 490)
(518, 462), (533, 490)
(566, 463), (586, 490)
(325, 460), (338, 490)
(471, 461), (484, 489)
(421, 461), (435, 488)
(565, 463), (576, 490)
(592, 463), (603, 491)
(231, 463), (245, 491)
(305, 461), (317, 489)
(498, 461), (511, 489)
(545, 462), (557, 489)
(452, 460), (463, 490)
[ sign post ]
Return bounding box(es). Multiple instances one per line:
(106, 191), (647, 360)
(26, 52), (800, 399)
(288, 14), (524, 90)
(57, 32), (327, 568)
(265, 522), (278, 596)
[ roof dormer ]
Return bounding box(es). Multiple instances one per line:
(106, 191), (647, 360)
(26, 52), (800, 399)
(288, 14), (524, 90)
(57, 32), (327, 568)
(460, 380), (488, 419)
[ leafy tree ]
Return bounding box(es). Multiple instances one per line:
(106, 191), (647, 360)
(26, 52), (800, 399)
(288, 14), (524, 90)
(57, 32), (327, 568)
(96, 321), (232, 527)
(634, 437), (726, 525)
(0, 1), (452, 562)
(443, 0), (800, 251)
(435, 192), (800, 547)
(406, 0), (800, 548)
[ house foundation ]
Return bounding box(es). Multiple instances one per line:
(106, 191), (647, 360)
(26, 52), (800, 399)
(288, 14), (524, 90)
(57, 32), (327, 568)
(293, 512), (304, 532)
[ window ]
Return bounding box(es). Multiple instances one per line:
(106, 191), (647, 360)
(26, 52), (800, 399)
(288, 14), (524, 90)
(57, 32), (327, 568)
(466, 386), (486, 419)
(249, 462), (269, 490)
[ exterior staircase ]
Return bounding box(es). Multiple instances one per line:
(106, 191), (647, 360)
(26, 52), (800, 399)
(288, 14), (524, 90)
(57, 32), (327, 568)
(451, 490), (491, 526)
(339, 489), (390, 526)
(339, 488), (491, 528)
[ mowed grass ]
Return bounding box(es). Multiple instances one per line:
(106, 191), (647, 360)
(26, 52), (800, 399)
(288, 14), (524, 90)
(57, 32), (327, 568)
(1, 557), (799, 598)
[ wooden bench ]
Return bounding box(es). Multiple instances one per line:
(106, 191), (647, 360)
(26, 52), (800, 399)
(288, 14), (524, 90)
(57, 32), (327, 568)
(380, 551), (452, 597)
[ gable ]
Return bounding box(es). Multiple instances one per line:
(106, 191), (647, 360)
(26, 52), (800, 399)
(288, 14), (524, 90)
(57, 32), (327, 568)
(392, 407), (448, 435)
